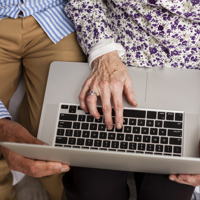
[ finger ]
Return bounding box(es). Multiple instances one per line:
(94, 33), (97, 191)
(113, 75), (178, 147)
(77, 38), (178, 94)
(6, 150), (69, 177)
(100, 80), (113, 130)
(86, 92), (100, 119)
(110, 78), (124, 129)
(79, 78), (91, 113)
(169, 174), (197, 186)
(123, 75), (137, 107)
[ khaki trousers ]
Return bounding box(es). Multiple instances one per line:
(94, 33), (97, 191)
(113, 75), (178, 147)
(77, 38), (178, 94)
(0, 16), (86, 200)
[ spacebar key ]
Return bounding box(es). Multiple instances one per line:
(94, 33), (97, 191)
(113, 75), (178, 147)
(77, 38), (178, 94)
(164, 121), (182, 129)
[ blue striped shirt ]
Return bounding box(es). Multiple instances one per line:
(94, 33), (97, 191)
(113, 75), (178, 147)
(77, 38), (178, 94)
(0, 0), (75, 43)
(0, 101), (11, 120)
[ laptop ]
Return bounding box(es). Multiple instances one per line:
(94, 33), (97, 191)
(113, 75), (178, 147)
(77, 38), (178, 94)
(1, 61), (200, 174)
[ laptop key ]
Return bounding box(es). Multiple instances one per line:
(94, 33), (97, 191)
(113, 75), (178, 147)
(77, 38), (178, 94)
(82, 131), (90, 138)
(74, 130), (81, 137)
(134, 135), (142, 142)
(129, 143), (137, 150)
(56, 137), (67, 144)
(111, 141), (119, 148)
(143, 136), (150, 143)
(78, 115), (86, 121)
(138, 143), (145, 151)
(108, 133), (116, 140)
(86, 139), (93, 146)
(99, 132), (107, 139)
(120, 142), (128, 149)
(164, 121), (182, 129)
(87, 115), (94, 122)
(158, 112), (165, 120)
(155, 120), (163, 127)
(175, 113), (183, 121)
(152, 136), (159, 143)
(81, 123), (89, 130)
(124, 126), (131, 133)
(133, 127), (140, 133)
(117, 134), (124, 140)
(57, 129), (64, 136)
(95, 117), (103, 123)
(166, 112), (174, 120)
(103, 140), (111, 148)
(91, 131), (98, 138)
(170, 138), (182, 145)
(156, 145), (163, 152)
(147, 111), (156, 119)
(73, 122), (80, 129)
(147, 144), (154, 151)
(124, 109), (146, 118)
(69, 106), (77, 113)
(168, 129), (182, 137)
(77, 138), (85, 145)
(141, 127), (149, 134)
(59, 114), (77, 121)
(129, 118), (136, 125)
(98, 124), (106, 131)
(58, 121), (72, 128)
(125, 134), (133, 141)
(61, 105), (68, 109)
(90, 123), (97, 130)
(94, 140), (102, 147)
(138, 119), (145, 126)
(160, 137), (168, 144)
(159, 129), (166, 136)
(150, 128), (157, 135)
(174, 146), (181, 154)
(65, 129), (73, 136)
(165, 145), (172, 153)
(68, 138), (76, 145)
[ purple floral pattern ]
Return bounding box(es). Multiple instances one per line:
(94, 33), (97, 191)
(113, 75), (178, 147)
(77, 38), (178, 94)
(65, 0), (200, 69)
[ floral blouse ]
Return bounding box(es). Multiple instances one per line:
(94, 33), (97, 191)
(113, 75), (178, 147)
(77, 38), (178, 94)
(65, 0), (200, 69)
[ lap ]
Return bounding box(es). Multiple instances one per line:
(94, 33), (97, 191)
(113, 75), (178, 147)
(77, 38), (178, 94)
(63, 167), (195, 200)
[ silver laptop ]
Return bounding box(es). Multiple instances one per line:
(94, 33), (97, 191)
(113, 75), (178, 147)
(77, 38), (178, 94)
(1, 61), (200, 174)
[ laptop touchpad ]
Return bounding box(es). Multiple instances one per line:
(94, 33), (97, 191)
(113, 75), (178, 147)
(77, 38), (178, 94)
(128, 70), (147, 103)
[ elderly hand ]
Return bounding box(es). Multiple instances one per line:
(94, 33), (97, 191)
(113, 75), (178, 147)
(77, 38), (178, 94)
(169, 141), (200, 187)
(169, 174), (200, 187)
(79, 50), (137, 130)
(0, 118), (70, 178)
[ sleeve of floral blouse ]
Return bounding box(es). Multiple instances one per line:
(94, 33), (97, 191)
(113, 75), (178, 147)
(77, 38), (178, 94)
(65, 0), (115, 55)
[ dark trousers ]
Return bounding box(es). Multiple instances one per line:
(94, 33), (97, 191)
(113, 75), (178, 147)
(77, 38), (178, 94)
(63, 167), (194, 200)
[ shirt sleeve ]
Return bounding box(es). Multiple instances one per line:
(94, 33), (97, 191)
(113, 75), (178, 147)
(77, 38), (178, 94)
(0, 100), (11, 120)
(65, 0), (116, 55)
(88, 38), (126, 68)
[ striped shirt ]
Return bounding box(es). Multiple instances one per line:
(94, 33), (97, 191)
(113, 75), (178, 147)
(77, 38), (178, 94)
(0, 101), (11, 120)
(0, 0), (75, 43)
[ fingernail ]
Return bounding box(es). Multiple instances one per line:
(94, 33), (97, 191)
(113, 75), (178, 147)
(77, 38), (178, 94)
(61, 167), (69, 172)
(169, 177), (175, 181)
(54, 166), (62, 170)
(107, 125), (112, 130)
(178, 176), (183, 180)
(117, 123), (122, 129)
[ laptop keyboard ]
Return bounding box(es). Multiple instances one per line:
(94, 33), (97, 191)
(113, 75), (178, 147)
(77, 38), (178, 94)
(55, 104), (184, 157)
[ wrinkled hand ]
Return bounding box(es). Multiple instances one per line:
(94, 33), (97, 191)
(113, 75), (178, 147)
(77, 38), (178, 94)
(169, 141), (200, 187)
(169, 174), (200, 187)
(0, 118), (70, 178)
(79, 50), (137, 130)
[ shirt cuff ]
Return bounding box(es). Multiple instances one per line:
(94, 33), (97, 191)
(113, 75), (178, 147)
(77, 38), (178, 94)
(88, 38), (126, 68)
